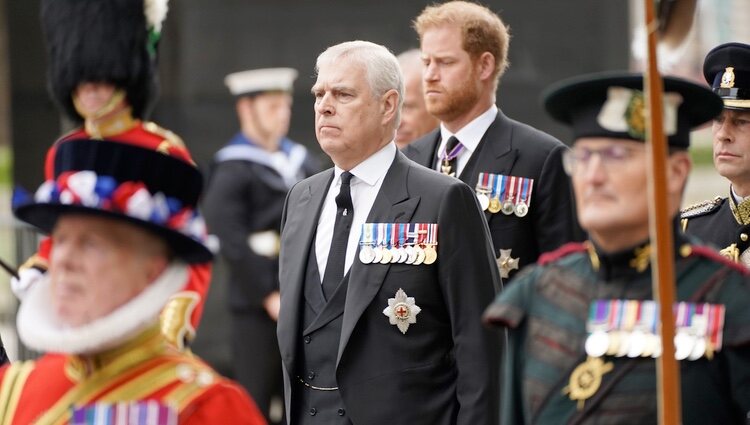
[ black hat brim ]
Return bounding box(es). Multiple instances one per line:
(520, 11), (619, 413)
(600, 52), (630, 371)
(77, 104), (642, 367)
(15, 202), (212, 264)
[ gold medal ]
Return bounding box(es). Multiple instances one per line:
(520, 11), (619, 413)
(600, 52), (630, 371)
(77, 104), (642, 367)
(488, 197), (502, 214)
(606, 331), (621, 356)
(562, 356), (614, 410)
(423, 245), (437, 265)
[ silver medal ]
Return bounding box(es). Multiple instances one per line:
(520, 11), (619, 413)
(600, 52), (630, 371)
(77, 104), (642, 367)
(359, 246), (375, 264)
(585, 331), (609, 358)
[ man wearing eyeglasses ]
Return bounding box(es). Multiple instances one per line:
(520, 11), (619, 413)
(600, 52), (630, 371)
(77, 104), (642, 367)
(682, 43), (750, 267)
(483, 72), (750, 424)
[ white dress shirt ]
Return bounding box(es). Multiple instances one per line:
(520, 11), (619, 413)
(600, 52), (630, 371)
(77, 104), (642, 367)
(315, 142), (397, 282)
(732, 186), (747, 204)
(435, 104), (498, 176)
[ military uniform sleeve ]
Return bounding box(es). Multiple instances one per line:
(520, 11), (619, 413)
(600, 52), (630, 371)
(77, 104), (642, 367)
(484, 267), (538, 425)
(533, 144), (584, 254)
(181, 380), (267, 425)
(483, 266), (536, 328)
(203, 161), (278, 305)
(436, 181), (501, 425)
(715, 274), (750, 415)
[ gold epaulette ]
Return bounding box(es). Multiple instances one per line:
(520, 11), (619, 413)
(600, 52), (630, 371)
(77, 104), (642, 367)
(681, 196), (723, 219)
(143, 121), (187, 149)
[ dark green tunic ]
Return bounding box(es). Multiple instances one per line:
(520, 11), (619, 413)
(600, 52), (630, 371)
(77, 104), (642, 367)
(484, 238), (750, 425)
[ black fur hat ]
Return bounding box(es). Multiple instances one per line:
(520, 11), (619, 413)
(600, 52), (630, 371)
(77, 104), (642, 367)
(40, 0), (160, 122)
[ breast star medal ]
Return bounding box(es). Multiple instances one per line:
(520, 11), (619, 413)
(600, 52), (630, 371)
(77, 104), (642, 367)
(382, 288), (421, 334)
(562, 356), (614, 410)
(496, 249), (519, 279)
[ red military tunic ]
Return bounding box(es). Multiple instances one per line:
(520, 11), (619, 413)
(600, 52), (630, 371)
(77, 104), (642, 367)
(0, 326), (266, 425)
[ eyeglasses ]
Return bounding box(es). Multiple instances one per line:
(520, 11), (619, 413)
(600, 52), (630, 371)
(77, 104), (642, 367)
(562, 145), (641, 175)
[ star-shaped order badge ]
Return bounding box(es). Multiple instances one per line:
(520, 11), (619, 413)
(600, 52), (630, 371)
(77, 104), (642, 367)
(383, 288), (421, 334)
(497, 249), (519, 279)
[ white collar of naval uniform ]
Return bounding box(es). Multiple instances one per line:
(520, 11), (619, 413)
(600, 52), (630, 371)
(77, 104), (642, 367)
(436, 104), (498, 176)
(315, 142), (397, 283)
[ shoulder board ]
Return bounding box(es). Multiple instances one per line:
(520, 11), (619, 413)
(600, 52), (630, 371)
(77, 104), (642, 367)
(680, 196), (723, 219)
(142, 121), (186, 148)
(688, 244), (750, 276)
(538, 242), (588, 266)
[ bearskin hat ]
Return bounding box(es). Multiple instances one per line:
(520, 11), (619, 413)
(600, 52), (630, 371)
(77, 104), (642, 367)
(40, 0), (167, 122)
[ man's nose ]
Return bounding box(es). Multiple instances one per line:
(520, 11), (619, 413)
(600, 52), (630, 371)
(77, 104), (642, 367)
(423, 62), (438, 81)
(315, 93), (334, 115)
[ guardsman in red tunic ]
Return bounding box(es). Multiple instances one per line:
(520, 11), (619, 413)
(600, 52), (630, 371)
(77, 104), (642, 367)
(12, 0), (208, 351)
(1, 140), (266, 425)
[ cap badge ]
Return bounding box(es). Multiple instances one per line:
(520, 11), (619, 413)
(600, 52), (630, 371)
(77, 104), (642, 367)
(721, 67), (735, 89)
(624, 91), (646, 140)
(598, 87), (683, 139)
(383, 288), (421, 334)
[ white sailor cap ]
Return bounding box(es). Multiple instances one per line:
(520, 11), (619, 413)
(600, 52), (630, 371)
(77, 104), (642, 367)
(224, 67), (298, 97)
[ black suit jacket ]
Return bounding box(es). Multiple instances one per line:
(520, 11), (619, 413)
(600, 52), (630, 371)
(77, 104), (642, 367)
(403, 110), (583, 279)
(278, 150), (500, 425)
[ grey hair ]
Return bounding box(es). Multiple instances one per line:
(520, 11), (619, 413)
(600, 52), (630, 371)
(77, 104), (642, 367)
(316, 40), (404, 127)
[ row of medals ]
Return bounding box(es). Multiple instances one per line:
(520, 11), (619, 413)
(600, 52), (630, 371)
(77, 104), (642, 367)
(475, 173), (533, 217)
(359, 242), (437, 265)
(584, 301), (723, 361)
(585, 327), (715, 360)
(476, 191), (528, 217)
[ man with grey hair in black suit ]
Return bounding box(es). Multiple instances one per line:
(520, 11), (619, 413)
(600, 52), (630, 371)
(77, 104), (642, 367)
(277, 40), (500, 425)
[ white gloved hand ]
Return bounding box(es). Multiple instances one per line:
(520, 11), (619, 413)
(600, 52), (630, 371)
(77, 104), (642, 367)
(10, 267), (44, 301)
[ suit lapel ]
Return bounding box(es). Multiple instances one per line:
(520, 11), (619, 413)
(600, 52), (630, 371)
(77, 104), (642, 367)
(337, 151), (420, 366)
(409, 130), (440, 169)
(278, 170), (333, 371)
(459, 111), (517, 189)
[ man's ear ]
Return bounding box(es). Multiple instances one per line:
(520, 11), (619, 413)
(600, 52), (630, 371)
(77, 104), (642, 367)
(381, 89), (399, 124)
(235, 96), (253, 117)
(476, 52), (496, 82)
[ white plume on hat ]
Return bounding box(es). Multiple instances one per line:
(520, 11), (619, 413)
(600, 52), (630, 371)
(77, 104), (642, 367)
(144, 0), (169, 34)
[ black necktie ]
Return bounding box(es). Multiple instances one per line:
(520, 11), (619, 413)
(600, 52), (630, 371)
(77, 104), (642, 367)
(321, 171), (354, 299)
(440, 136), (461, 176)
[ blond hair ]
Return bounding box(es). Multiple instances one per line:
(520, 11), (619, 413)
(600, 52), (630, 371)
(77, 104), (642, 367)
(414, 1), (510, 84)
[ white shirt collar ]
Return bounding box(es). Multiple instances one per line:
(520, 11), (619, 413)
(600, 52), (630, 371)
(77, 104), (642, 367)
(438, 104), (498, 157)
(732, 186), (747, 204)
(334, 142), (396, 187)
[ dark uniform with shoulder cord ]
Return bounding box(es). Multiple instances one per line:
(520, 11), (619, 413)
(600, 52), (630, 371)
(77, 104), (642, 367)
(682, 42), (750, 267)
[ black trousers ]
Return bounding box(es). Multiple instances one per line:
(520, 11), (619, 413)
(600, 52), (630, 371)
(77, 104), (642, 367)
(232, 310), (284, 424)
